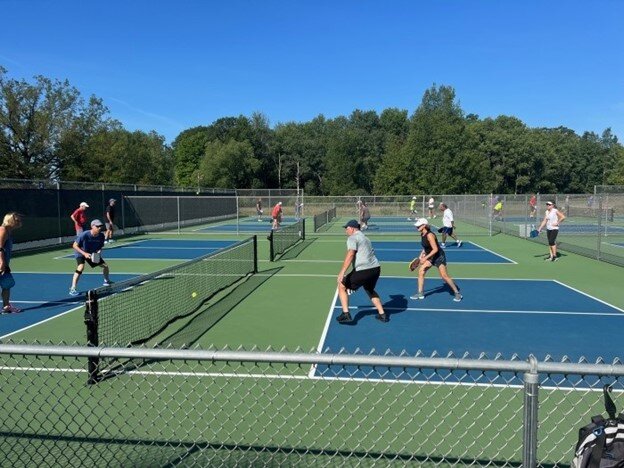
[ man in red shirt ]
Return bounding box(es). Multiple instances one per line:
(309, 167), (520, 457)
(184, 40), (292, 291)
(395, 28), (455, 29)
(70, 202), (89, 236)
(271, 202), (283, 230)
(529, 194), (537, 219)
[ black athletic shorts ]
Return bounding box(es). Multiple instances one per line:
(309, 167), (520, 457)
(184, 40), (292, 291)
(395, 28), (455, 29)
(76, 256), (106, 268)
(343, 266), (381, 295)
(546, 229), (559, 246)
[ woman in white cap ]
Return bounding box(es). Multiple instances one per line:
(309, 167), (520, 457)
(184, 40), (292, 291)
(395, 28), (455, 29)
(0, 212), (23, 314)
(271, 201), (283, 230)
(411, 218), (462, 302)
(537, 201), (566, 261)
(70, 202), (89, 237)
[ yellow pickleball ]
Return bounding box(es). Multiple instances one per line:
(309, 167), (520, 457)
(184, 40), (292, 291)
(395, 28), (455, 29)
(192, 292), (197, 298)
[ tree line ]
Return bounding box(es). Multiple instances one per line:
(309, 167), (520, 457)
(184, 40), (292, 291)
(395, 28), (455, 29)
(2, 66), (623, 194)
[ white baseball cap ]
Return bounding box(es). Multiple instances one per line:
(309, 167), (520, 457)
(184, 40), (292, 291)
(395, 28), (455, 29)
(414, 218), (429, 228)
(80, 202), (89, 208)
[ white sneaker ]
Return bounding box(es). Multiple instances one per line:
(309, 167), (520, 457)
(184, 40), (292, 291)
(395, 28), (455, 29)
(410, 293), (425, 300)
(109, 239), (115, 243)
(453, 293), (463, 302)
(441, 243), (446, 248)
(457, 240), (463, 248)
(69, 288), (79, 297)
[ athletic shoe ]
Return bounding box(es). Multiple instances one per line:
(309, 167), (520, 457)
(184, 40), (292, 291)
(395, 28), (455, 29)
(457, 240), (463, 248)
(109, 239), (115, 243)
(551, 256), (558, 262)
(440, 243), (446, 248)
(103, 280), (113, 286)
(453, 293), (463, 302)
(544, 256), (553, 261)
(69, 288), (79, 297)
(410, 293), (425, 300)
(336, 312), (353, 323)
(1, 304), (22, 314)
(375, 313), (389, 323)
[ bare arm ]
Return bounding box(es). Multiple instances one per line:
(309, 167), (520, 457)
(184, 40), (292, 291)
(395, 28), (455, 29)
(72, 240), (91, 259)
(0, 227), (7, 272)
(337, 250), (356, 284)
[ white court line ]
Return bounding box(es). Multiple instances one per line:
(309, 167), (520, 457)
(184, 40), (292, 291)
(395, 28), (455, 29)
(552, 280), (624, 313)
(332, 305), (624, 317)
(374, 248), (483, 252)
(309, 288), (340, 378)
(0, 303), (84, 340)
(467, 240), (517, 264)
(11, 300), (82, 305)
(2, 365), (614, 393)
(269, 258), (514, 265)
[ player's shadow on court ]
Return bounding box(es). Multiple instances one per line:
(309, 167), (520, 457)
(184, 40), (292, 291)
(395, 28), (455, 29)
(350, 294), (408, 323)
(277, 237), (317, 261)
(424, 283), (457, 299)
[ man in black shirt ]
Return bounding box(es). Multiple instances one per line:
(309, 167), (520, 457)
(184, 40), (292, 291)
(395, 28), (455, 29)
(105, 199), (117, 244)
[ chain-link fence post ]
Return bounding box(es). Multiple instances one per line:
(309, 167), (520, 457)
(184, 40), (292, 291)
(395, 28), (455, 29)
(523, 356), (539, 468)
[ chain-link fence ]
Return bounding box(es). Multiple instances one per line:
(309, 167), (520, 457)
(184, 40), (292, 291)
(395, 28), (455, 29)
(487, 189), (624, 267)
(1, 344), (622, 467)
(0, 179), (236, 249)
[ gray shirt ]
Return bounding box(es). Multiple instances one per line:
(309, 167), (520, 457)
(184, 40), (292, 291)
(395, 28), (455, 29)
(347, 230), (380, 271)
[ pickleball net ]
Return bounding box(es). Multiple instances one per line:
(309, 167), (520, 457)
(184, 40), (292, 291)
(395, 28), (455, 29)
(313, 207), (336, 232)
(84, 236), (258, 383)
(268, 219), (305, 261)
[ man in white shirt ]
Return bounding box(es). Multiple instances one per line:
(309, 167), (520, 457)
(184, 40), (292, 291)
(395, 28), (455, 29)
(438, 203), (462, 248)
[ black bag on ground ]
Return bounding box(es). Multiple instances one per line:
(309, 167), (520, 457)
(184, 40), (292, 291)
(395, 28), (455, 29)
(572, 385), (624, 468)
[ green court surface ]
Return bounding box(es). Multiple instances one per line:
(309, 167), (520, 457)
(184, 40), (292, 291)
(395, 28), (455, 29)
(2, 217), (624, 466)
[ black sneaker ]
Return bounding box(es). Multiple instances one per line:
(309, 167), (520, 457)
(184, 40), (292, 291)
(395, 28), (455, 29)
(375, 313), (389, 323)
(336, 312), (352, 323)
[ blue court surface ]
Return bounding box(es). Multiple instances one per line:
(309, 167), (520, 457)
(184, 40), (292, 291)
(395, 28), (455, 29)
(0, 272), (135, 338)
(315, 277), (623, 382)
(197, 217), (302, 233)
(60, 239), (238, 260)
(373, 241), (513, 264)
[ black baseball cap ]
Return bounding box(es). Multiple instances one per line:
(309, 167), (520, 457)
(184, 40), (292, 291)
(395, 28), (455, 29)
(343, 219), (360, 229)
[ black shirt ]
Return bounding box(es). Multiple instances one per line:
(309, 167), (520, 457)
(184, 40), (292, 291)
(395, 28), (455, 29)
(106, 204), (116, 222)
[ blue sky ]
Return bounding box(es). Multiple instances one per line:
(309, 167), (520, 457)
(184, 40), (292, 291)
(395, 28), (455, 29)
(2, 0), (623, 144)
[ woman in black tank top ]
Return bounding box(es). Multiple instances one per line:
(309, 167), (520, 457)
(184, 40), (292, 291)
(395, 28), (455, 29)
(412, 219), (462, 302)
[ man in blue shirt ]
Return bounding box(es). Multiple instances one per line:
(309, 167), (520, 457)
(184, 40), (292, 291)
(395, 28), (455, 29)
(69, 219), (112, 296)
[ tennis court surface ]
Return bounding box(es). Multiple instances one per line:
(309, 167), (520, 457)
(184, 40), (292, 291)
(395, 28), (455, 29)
(2, 209), (624, 467)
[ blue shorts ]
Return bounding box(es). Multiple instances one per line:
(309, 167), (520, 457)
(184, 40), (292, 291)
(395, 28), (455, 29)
(0, 272), (16, 290)
(440, 227), (454, 236)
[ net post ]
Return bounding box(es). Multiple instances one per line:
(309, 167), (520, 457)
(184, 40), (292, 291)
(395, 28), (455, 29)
(253, 235), (258, 273)
(301, 218), (306, 241)
(269, 230), (275, 262)
(84, 289), (100, 385)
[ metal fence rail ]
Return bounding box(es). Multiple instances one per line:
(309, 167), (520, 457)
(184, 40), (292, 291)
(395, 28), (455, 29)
(1, 344), (623, 467)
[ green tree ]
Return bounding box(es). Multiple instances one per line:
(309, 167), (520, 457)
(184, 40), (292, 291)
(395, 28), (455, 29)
(197, 140), (260, 188)
(172, 126), (210, 186)
(0, 67), (108, 179)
